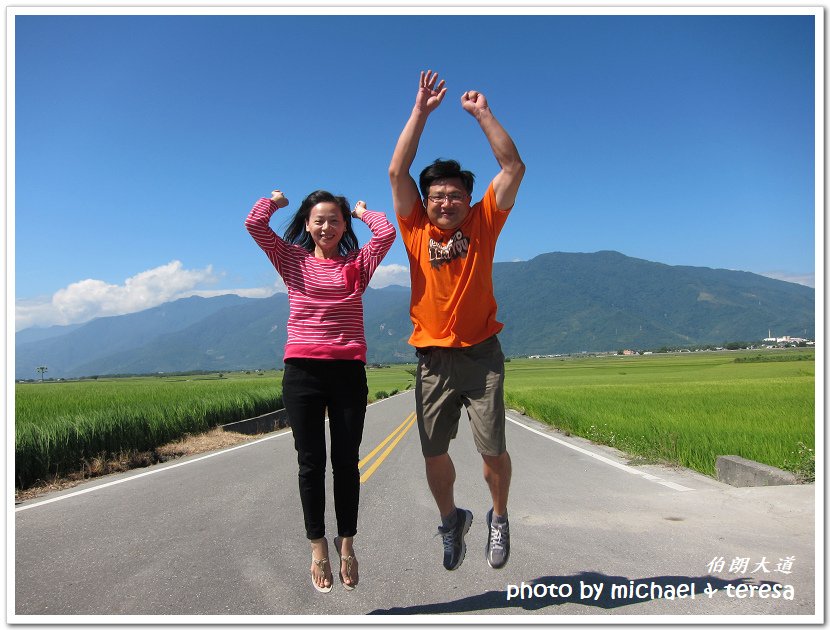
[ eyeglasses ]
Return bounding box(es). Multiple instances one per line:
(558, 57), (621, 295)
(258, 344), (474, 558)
(426, 193), (467, 204)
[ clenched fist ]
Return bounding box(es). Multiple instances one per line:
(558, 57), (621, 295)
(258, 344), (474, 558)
(270, 189), (289, 209)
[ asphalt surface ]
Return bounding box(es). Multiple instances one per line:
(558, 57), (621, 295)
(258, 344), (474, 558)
(13, 390), (819, 621)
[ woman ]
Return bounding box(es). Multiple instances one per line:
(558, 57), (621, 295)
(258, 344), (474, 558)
(245, 188), (396, 592)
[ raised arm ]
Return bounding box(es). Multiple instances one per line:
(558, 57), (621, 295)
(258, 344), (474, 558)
(245, 189), (290, 254)
(461, 91), (526, 211)
(388, 70), (447, 219)
(347, 200), (397, 291)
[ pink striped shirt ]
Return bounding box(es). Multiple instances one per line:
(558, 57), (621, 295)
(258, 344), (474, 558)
(245, 198), (396, 363)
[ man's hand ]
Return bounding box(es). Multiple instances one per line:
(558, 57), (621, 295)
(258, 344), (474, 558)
(352, 200), (367, 219)
(461, 91), (526, 211)
(389, 70), (446, 219)
(415, 70), (447, 115)
(461, 90), (490, 118)
(270, 189), (289, 209)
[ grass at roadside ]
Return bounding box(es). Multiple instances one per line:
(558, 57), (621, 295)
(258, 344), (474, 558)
(366, 364), (416, 399)
(15, 372), (284, 489)
(503, 350), (815, 480)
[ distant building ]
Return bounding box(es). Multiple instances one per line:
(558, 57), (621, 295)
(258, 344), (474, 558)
(764, 330), (811, 344)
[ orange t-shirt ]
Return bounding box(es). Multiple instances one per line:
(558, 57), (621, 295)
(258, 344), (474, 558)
(397, 182), (511, 348)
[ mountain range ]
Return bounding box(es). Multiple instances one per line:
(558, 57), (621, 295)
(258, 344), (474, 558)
(15, 251), (815, 379)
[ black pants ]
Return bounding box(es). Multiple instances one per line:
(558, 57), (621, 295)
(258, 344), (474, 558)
(282, 359), (368, 540)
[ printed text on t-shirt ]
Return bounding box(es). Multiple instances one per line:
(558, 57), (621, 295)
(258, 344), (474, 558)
(428, 230), (470, 269)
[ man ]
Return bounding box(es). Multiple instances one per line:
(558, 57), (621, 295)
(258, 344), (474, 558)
(388, 70), (525, 570)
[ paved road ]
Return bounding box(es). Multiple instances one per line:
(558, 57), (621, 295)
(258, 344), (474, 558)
(14, 390), (818, 621)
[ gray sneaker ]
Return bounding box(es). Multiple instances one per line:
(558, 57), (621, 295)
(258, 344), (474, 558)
(437, 508), (473, 570)
(485, 508), (510, 569)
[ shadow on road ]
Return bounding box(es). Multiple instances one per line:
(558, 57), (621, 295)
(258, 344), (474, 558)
(369, 571), (762, 614)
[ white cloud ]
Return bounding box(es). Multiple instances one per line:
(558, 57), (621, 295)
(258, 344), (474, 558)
(369, 264), (410, 289)
(15, 261), (284, 331)
(759, 271), (815, 288)
(15, 262), (409, 331)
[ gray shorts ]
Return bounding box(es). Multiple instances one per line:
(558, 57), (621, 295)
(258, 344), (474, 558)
(415, 335), (507, 457)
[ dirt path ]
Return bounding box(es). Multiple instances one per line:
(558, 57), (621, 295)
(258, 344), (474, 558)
(14, 428), (256, 503)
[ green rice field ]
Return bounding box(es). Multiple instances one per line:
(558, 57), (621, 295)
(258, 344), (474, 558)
(503, 350), (815, 479)
(14, 371), (284, 488)
(15, 349), (815, 489)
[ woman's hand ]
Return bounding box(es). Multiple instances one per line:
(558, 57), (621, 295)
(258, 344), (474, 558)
(270, 189), (289, 209)
(351, 200), (367, 219)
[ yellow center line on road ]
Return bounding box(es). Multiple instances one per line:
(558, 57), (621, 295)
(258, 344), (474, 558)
(358, 411), (416, 484)
(358, 412), (415, 468)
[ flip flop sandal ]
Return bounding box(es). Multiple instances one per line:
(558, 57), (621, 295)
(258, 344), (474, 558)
(334, 536), (358, 591)
(311, 556), (333, 593)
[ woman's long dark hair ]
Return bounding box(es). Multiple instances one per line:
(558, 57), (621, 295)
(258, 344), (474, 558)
(282, 190), (360, 256)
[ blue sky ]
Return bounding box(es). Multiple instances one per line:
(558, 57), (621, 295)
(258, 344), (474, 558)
(12, 9), (819, 330)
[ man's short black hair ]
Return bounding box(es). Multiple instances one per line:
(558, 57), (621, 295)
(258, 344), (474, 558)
(419, 159), (475, 199)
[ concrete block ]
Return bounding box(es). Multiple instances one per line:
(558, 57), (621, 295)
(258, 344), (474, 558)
(716, 455), (797, 487)
(221, 409), (288, 435)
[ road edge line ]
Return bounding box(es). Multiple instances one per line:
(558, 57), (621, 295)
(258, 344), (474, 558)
(506, 413), (694, 492)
